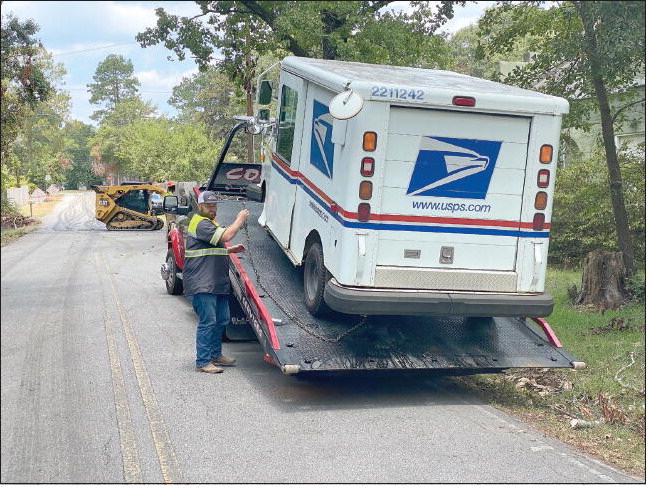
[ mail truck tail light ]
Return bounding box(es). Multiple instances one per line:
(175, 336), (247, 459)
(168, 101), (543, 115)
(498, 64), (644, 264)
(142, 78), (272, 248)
(363, 132), (377, 151)
(452, 96), (476, 107)
(535, 191), (548, 210)
(359, 181), (373, 200)
(358, 203), (371, 222)
(361, 157), (375, 177)
(540, 145), (553, 163)
(537, 169), (550, 188)
(533, 213), (545, 231)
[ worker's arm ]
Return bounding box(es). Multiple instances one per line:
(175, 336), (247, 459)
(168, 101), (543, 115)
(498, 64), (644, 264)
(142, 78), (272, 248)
(221, 209), (249, 243)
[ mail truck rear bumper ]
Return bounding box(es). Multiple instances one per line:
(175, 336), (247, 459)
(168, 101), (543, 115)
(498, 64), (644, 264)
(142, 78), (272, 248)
(324, 280), (554, 317)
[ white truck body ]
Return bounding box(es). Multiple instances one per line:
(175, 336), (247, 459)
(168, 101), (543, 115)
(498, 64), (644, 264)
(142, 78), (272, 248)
(255, 56), (568, 317)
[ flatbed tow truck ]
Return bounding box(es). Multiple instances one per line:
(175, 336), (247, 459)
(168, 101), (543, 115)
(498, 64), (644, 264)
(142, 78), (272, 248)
(163, 175), (583, 376)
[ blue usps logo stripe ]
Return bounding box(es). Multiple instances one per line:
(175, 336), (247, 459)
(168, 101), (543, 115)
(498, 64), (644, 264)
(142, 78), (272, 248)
(310, 100), (335, 178)
(407, 136), (502, 199)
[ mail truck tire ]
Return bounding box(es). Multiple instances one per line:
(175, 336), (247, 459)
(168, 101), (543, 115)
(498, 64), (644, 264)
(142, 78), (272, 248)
(304, 242), (332, 317)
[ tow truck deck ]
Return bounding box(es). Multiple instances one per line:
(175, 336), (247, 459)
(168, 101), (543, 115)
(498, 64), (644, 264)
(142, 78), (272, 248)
(221, 199), (582, 375)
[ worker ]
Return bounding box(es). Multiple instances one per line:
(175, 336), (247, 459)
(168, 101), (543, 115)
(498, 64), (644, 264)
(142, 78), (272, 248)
(165, 181), (177, 228)
(183, 190), (249, 374)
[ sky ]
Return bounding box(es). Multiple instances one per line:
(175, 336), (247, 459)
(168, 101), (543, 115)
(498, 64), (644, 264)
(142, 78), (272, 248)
(2, 1), (495, 126)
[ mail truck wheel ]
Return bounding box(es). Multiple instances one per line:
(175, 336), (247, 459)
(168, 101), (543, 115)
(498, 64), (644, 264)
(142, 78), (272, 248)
(165, 250), (183, 295)
(304, 242), (332, 317)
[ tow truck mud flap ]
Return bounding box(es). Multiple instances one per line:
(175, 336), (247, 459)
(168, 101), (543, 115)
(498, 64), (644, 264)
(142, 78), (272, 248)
(223, 200), (581, 374)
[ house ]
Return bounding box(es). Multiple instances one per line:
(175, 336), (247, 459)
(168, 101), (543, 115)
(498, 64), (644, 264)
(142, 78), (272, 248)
(497, 55), (645, 164)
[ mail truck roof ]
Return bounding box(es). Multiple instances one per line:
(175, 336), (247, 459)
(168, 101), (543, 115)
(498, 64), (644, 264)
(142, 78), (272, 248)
(281, 56), (569, 116)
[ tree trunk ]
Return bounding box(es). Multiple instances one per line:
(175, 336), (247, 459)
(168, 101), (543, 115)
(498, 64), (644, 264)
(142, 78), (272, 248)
(572, 250), (628, 310)
(575, 1), (635, 277)
(321, 9), (342, 60)
(244, 52), (254, 164)
(246, 87), (254, 163)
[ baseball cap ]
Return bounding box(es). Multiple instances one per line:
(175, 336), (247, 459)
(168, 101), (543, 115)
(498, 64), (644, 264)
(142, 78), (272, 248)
(198, 191), (218, 204)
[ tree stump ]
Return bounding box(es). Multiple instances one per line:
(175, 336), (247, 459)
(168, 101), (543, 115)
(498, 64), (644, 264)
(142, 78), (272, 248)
(572, 251), (629, 310)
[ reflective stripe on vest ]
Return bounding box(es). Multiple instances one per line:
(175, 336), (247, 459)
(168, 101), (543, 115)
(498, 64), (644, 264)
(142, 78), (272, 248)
(187, 214), (225, 245)
(185, 248), (229, 258)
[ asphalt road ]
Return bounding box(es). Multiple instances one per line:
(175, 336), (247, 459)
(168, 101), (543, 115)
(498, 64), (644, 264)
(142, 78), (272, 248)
(1, 192), (641, 483)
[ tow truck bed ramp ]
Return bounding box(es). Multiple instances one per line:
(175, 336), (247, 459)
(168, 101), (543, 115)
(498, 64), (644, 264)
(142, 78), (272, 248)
(222, 200), (581, 374)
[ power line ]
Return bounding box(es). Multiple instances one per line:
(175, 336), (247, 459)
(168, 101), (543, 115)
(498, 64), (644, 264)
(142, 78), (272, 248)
(56, 87), (176, 95)
(52, 42), (139, 57)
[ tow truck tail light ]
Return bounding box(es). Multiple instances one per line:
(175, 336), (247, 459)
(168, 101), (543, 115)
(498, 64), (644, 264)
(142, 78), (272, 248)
(358, 203), (371, 222)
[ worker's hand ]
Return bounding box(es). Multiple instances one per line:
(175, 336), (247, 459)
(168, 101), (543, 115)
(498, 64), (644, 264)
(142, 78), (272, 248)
(237, 209), (250, 223)
(228, 244), (246, 254)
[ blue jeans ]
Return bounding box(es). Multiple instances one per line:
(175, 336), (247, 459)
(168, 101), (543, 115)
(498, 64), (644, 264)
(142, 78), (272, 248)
(191, 293), (230, 368)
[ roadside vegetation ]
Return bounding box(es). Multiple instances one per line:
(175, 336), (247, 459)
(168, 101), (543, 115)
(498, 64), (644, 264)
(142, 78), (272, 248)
(0, 193), (63, 246)
(459, 268), (645, 477)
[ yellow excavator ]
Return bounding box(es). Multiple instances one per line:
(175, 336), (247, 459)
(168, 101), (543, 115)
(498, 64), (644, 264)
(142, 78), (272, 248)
(92, 182), (166, 230)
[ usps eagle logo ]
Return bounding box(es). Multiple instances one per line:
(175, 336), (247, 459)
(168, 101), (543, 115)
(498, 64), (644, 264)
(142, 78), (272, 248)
(310, 100), (335, 178)
(406, 136), (502, 199)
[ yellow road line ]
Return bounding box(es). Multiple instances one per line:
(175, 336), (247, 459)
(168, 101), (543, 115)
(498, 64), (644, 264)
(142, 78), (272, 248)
(103, 308), (143, 482)
(96, 254), (142, 483)
(102, 253), (181, 483)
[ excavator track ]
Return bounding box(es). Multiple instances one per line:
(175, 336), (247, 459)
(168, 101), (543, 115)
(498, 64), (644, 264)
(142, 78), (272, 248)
(105, 209), (163, 231)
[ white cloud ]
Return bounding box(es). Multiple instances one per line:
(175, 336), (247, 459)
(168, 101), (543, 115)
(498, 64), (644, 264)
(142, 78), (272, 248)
(439, 1), (496, 34)
(98, 2), (160, 36)
(136, 67), (198, 91)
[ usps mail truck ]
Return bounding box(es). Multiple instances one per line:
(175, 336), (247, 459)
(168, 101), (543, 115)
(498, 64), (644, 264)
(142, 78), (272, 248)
(251, 56), (568, 318)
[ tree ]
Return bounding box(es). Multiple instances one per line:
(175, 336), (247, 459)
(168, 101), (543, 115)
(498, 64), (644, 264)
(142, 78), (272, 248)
(3, 47), (68, 191)
(88, 97), (157, 183)
(115, 118), (223, 182)
(60, 121), (101, 190)
(169, 68), (246, 158)
(448, 24), (539, 79)
(138, 1), (461, 65)
(87, 54), (141, 123)
(1, 13), (54, 190)
(549, 144), (645, 267)
(478, 1), (645, 277)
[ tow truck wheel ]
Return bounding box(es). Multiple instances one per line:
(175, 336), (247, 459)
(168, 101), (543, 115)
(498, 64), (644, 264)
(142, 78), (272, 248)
(165, 249), (183, 295)
(303, 242), (332, 317)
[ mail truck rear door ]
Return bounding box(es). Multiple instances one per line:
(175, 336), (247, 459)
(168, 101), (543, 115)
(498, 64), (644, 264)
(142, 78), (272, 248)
(374, 106), (531, 293)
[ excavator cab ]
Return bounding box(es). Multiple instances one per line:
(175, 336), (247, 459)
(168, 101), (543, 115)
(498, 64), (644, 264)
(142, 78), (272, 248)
(92, 182), (166, 231)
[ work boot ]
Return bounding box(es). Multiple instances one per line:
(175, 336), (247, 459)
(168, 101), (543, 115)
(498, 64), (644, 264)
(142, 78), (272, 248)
(212, 355), (236, 366)
(196, 363), (224, 374)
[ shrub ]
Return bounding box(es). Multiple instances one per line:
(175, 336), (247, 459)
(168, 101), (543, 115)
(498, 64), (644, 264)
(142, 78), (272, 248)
(550, 144), (645, 269)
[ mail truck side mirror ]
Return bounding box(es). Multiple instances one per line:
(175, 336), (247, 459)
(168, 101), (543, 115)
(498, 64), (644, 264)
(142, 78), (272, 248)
(258, 80), (272, 105)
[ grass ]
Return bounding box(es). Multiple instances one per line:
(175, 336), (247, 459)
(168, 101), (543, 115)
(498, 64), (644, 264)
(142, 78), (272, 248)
(457, 268), (646, 478)
(0, 222), (42, 246)
(18, 193), (64, 218)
